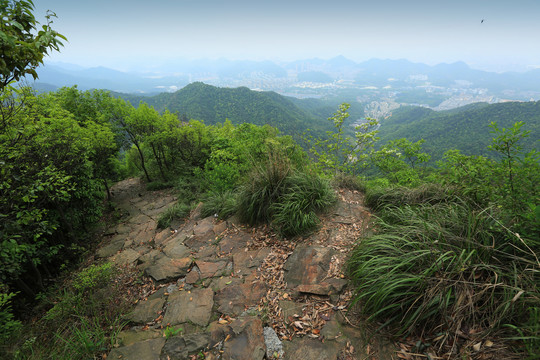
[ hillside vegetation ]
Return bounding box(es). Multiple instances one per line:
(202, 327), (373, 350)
(378, 101), (540, 161)
(115, 82), (337, 139)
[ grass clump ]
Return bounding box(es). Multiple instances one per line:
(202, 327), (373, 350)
(157, 202), (191, 229)
(272, 171), (336, 237)
(347, 194), (539, 356)
(5, 262), (135, 360)
(331, 172), (367, 192)
(200, 191), (238, 219)
(237, 152), (336, 237)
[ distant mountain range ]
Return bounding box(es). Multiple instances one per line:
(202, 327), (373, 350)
(33, 57), (540, 98)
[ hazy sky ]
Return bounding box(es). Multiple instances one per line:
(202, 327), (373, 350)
(34, 0), (540, 72)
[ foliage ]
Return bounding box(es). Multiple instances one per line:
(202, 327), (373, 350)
(157, 202), (191, 229)
(0, 0), (66, 88)
(200, 191), (237, 220)
(371, 138), (430, 186)
(163, 326), (183, 339)
(237, 151), (335, 237)
(7, 263), (132, 360)
(347, 197), (539, 352)
(271, 171), (336, 237)
(0, 291), (21, 341)
(331, 172), (367, 192)
(377, 101), (540, 162)
(306, 103), (379, 175)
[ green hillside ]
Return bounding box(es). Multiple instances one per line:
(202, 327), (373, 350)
(379, 101), (540, 161)
(115, 82), (333, 137)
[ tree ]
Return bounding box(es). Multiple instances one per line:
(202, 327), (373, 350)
(306, 103), (379, 175)
(0, 0), (66, 88)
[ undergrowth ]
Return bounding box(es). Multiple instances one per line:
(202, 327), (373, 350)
(2, 262), (136, 360)
(347, 187), (539, 358)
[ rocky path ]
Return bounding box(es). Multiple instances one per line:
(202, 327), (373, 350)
(99, 178), (394, 360)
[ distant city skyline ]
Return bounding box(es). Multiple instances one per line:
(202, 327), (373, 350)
(34, 0), (540, 73)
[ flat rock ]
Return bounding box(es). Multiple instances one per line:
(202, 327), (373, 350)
(145, 256), (192, 282)
(213, 221), (228, 235)
(184, 234), (214, 250)
(160, 333), (212, 360)
(193, 216), (215, 236)
(282, 337), (340, 360)
(208, 277), (243, 292)
(107, 337), (165, 360)
(296, 278), (347, 296)
(219, 231), (251, 254)
(233, 248), (270, 277)
(196, 260), (230, 278)
(222, 317), (266, 360)
(163, 241), (190, 258)
(163, 288), (214, 327)
(216, 281), (267, 316)
(283, 245), (334, 289)
(112, 248), (141, 266)
(125, 297), (166, 324)
(97, 238), (125, 258)
(117, 329), (162, 347)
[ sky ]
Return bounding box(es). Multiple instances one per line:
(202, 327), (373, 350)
(34, 0), (540, 73)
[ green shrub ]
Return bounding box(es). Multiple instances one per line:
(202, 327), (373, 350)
(365, 183), (456, 211)
(272, 172), (336, 237)
(146, 181), (174, 191)
(236, 152), (291, 225)
(200, 191), (237, 219)
(347, 199), (539, 352)
(0, 292), (22, 341)
(331, 172), (367, 192)
(157, 202), (191, 229)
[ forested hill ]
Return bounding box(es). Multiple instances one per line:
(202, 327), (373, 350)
(378, 101), (540, 161)
(114, 82), (334, 137)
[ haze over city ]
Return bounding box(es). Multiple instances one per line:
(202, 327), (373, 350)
(35, 0), (540, 73)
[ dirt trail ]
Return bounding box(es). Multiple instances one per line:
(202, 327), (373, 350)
(98, 178), (395, 360)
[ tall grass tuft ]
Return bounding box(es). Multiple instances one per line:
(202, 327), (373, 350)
(236, 151), (336, 237)
(200, 190), (238, 219)
(347, 196), (539, 353)
(236, 151), (291, 225)
(365, 183), (457, 211)
(157, 202), (191, 229)
(272, 171), (336, 237)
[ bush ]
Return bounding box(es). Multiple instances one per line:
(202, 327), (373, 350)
(236, 152), (291, 225)
(365, 183), (456, 211)
(347, 198), (539, 354)
(0, 292), (22, 341)
(200, 191), (237, 219)
(331, 172), (367, 192)
(157, 202), (191, 229)
(272, 172), (336, 237)
(237, 152), (336, 237)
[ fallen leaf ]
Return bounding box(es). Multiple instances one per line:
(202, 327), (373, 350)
(293, 321), (303, 329)
(473, 342), (482, 351)
(485, 340), (493, 347)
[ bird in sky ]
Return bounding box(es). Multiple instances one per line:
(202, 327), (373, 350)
(481, 19), (484, 23)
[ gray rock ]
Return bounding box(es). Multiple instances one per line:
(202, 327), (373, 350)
(112, 248), (141, 266)
(97, 238), (124, 258)
(263, 326), (284, 359)
(145, 256), (192, 282)
(125, 297), (166, 324)
(284, 245), (334, 289)
(162, 241), (190, 258)
(117, 328), (162, 346)
(163, 288), (214, 327)
(222, 317), (266, 360)
(107, 337), (165, 360)
(215, 281), (267, 316)
(282, 337), (340, 360)
(160, 333), (211, 360)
